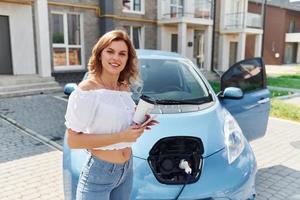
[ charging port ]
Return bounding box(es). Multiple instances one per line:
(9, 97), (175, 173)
(148, 136), (204, 184)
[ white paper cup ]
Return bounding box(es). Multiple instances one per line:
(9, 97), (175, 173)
(133, 97), (155, 124)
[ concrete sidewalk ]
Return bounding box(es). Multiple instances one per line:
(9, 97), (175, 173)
(282, 96), (300, 106)
(266, 64), (300, 76)
(251, 117), (300, 200)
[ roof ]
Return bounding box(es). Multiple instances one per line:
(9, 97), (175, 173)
(249, 0), (300, 11)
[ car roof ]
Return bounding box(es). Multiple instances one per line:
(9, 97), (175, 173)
(136, 49), (185, 60)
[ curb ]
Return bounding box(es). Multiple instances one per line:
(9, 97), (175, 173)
(269, 117), (300, 125)
(274, 92), (300, 100)
(0, 113), (63, 151)
(0, 87), (63, 99)
(268, 86), (300, 93)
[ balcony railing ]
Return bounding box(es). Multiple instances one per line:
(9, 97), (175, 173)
(247, 12), (262, 28)
(288, 27), (300, 33)
(160, 0), (213, 20)
(224, 12), (262, 30)
(162, 11), (211, 19)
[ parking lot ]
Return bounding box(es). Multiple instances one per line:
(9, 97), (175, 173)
(0, 94), (300, 200)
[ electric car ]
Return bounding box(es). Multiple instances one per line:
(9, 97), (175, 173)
(63, 50), (270, 200)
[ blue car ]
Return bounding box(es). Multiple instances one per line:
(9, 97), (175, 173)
(63, 50), (270, 200)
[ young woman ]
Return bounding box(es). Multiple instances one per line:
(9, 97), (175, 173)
(65, 30), (157, 200)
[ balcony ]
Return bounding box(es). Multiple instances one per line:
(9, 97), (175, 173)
(159, 0), (213, 20)
(161, 11), (211, 19)
(223, 12), (262, 30)
(286, 29), (300, 42)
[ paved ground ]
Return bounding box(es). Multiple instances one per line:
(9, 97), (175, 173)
(0, 94), (67, 146)
(0, 93), (300, 199)
(282, 96), (300, 106)
(0, 72), (299, 200)
(0, 117), (63, 200)
(266, 65), (300, 76)
(251, 118), (300, 200)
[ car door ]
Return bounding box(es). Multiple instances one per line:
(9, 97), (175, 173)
(219, 58), (270, 141)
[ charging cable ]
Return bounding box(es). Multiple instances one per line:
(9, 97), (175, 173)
(179, 159), (192, 174)
(175, 159), (193, 200)
(174, 172), (193, 200)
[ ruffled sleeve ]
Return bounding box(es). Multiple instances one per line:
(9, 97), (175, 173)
(64, 87), (97, 133)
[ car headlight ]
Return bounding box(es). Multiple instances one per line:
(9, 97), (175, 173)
(223, 109), (245, 164)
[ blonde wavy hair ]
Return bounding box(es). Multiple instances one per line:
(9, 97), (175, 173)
(88, 30), (139, 85)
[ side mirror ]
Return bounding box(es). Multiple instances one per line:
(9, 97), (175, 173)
(218, 87), (243, 99)
(64, 83), (77, 96)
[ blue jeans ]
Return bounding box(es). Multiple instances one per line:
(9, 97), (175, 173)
(76, 153), (133, 200)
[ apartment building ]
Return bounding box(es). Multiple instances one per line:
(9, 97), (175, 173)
(0, 0), (40, 76)
(157, 0), (214, 70)
(49, 0), (101, 83)
(0, 0), (101, 83)
(100, 0), (214, 71)
(5, 0), (298, 83)
(0, 0), (158, 83)
(249, 0), (300, 65)
(215, 0), (264, 72)
(99, 0), (157, 50)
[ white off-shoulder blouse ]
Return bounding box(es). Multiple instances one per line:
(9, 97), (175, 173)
(65, 86), (136, 150)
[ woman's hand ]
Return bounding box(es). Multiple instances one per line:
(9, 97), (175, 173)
(142, 114), (159, 130)
(120, 124), (146, 142)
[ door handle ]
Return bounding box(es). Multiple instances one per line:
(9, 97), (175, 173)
(243, 97), (270, 109)
(257, 97), (270, 104)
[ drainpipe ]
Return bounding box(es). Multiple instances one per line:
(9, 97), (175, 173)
(261, 0), (267, 57)
(210, 0), (218, 75)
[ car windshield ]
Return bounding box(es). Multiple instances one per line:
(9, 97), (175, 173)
(131, 58), (211, 105)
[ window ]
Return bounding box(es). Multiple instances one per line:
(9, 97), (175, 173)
(288, 20), (295, 33)
(51, 13), (83, 71)
(137, 59), (209, 101)
(221, 58), (265, 93)
(124, 26), (144, 49)
(170, 0), (184, 18)
(284, 43), (297, 64)
(193, 30), (205, 68)
(194, 0), (211, 18)
(171, 34), (178, 52)
(123, 0), (145, 14)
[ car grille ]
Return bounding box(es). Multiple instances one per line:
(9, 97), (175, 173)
(147, 136), (204, 184)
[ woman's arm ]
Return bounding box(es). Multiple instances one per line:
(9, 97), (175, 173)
(67, 125), (145, 149)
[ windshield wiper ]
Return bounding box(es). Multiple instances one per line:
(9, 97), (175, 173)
(155, 95), (212, 105)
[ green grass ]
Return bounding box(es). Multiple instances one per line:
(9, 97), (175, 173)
(208, 81), (300, 122)
(209, 81), (292, 98)
(270, 100), (300, 122)
(208, 81), (291, 98)
(267, 74), (300, 89)
(267, 74), (300, 122)
(208, 81), (220, 93)
(270, 90), (291, 98)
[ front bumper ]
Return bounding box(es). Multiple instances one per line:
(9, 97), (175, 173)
(132, 141), (257, 200)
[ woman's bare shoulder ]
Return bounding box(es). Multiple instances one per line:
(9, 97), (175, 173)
(78, 79), (103, 91)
